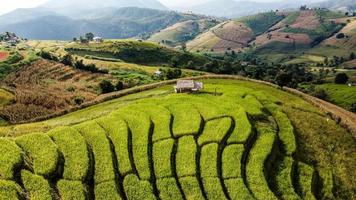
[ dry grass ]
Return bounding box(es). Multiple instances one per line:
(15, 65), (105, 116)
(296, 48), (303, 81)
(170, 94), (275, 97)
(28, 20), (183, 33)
(0, 59), (115, 123)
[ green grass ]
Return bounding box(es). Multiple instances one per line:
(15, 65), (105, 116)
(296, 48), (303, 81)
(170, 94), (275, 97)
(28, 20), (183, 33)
(224, 178), (254, 200)
(318, 169), (334, 200)
(198, 117), (231, 146)
(315, 83), (356, 111)
(21, 170), (53, 200)
(156, 178), (183, 200)
(176, 136), (197, 177)
(246, 125), (278, 200)
(239, 11), (285, 35)
(96, 116), (132, 176)
(153, 139), (174, 178)
(113, 109), (151, 180)
(15, 134), (59, 177)
(266, 103), (296, 155)
(274, 157), (300, 200)
(57, 180), (87, 200)
(0, 138), (22, 180)
(123, 174), (156, 200)
(48, 126), (89, 181)
(95, 181), (123, 200)
(0, 180), (24, 199)
(202, 178), (227, 199)
(166, 103), (202, 137)
(200, 143), (218, 178)
(0, 78), (353, 199)
(179, 176), (205, 200)
(296, 162), (316, 200)
(222, 144), (244, 179)
(74, 121), (115, 184)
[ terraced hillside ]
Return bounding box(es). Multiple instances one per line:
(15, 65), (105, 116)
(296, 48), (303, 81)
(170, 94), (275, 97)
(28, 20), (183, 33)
(148, 19), (220, 47)
(0, 79), (354, 200)
(187, 21), (254, 53)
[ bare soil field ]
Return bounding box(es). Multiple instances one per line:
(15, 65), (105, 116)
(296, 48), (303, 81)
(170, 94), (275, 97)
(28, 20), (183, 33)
(291, 10), (320, 30)
(322, 19), (356, 50)
(0, 51), (9, 62)
(254, 31), (311, 46)
(0, 59), (115, 123)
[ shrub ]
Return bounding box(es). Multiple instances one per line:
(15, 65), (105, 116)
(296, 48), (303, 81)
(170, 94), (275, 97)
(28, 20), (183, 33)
(61, 54), (73, 66)
(74, 121), (115, 184)
(176, 136), (197, 177)
(21, 170), (53, 200)
(116, 81), (124, 91)
(57, 180), (87, 200)
(15, 133), (59, 178)
(0, 138), (22, 180)
(157, 178), (183, 200)
(74, 96), (85, 105)
(200, 143), (218, 178)
(222, 144), (244, 179)
(96, 116), (132, 176)
(334, 73), (349, 84)
(198, 117), (232, 146)
(312, 88), (327, 100)
(48, 126), (89, 181)
(99, 80), (115, 94)
(335, 33), (345, 39)
(153, 139), (174, 178)
(123, 174), (156, 200)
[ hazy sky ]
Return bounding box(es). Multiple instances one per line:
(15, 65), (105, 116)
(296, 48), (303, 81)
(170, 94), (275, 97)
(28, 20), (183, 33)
(0, 0), (325, 15)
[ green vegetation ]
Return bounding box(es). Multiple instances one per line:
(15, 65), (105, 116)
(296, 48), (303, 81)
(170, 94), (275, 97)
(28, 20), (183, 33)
(0, 180), (24, 199)
(57, 180), (87, 200)
(21, 170), (53, 200)
(74, 121), (115, 184)
(48, 126), (89, 181)
(15, 134), (59, 177)
(240, 11), (285, 35)
(176, 136), (197, 177)
(0, 79), (354, 199)
(246, 124), (278, 200)
(0, 138), (22, 180)
(198, 117), (231, 145)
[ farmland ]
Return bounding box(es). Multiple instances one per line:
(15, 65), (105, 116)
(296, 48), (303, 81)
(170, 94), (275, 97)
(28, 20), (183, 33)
(0, 78), (354, 199)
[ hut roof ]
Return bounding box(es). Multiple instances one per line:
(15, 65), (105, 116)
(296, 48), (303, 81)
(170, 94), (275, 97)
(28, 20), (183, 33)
(176, 80), (195, 89)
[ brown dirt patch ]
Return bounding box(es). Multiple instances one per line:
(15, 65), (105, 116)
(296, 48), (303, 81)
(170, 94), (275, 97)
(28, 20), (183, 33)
(0, 51), (9, 61)
(291, 10), (320, 30)
(254, 31), (311, 46)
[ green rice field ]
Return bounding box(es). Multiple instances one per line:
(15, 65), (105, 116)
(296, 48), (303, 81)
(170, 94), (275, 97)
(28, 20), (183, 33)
(0, 79), (354, 199)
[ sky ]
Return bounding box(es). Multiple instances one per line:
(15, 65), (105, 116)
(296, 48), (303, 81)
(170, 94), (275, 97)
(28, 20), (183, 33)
(0, 0), (325, 15)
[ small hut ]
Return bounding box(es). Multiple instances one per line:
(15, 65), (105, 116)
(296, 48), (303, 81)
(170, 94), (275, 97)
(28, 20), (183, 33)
(174, 80), (203, 93)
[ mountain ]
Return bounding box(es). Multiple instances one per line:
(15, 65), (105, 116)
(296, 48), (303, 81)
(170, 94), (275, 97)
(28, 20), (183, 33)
(0, 7), (201, 40)
(177, 0), (314, 18)
(311, 0), (356, 12)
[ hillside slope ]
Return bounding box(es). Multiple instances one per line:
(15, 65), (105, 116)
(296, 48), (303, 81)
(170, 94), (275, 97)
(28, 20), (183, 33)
(0, 8), (198, 40)
(0, 79), (354, 199)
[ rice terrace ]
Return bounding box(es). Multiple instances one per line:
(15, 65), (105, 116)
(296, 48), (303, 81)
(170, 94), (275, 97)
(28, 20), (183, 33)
(0, 77), (354, 200)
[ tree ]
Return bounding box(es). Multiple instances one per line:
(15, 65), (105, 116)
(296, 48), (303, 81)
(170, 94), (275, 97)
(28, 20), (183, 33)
(334, 73), (349, 84)
(85, 33), (95, 41)
(275, 71), (291, 87)
(116, 81), (124, 91)
(350, 52), (355, 60)
(61, 54), (73, 66)
(336, 33), (345, 39)
(73, 37), (77, 42)
(99, 80), (115, 94)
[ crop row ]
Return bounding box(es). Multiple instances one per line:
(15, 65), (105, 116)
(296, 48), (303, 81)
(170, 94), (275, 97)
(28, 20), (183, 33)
(198, 117), (232, 146)
(0, 138), (22, 180)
